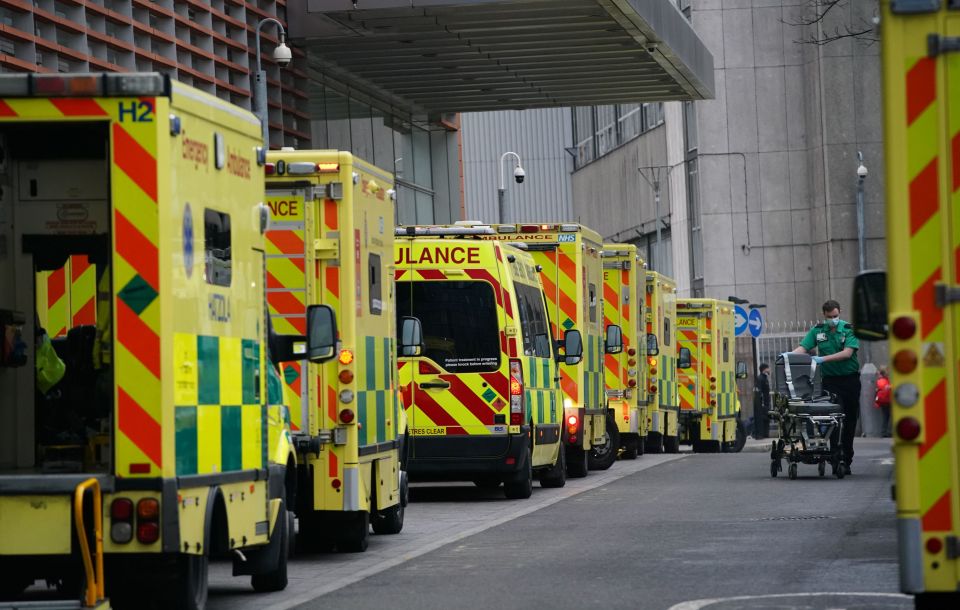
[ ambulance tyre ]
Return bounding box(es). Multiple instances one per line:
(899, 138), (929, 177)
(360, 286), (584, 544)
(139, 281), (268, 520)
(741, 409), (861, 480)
(250, 503), (291, 592)
(588, 416), (619, 471)
(539, 444), (567, 488)
(372, 503), (404, 535)
(566, 446), (589, 478)
(664, 434), (680, 454)
(337, 512), (370, 553)
(621, 434), (639, 460)
(504, 446), (533, 499)
(636, 435), (645, 456)
(730, 419), (747, 453)
(646, 432), (664, 454)
(169, 553), (209, 610)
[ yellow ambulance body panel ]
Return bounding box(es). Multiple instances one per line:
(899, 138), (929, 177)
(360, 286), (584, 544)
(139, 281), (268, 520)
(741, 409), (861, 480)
(265, 149), (407, 547)
(602, 244), (647, 458)
(676, 299), (740, 452)
(645, 271), (679, 453)
(860, 2), (960, 605)
(395, 230), (566, 496)
(0, 72), (295, 608)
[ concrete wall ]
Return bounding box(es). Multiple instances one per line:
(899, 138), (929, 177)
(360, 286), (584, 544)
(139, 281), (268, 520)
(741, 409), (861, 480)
(680, 0), (882, 324)
(461, 109), (573, 224)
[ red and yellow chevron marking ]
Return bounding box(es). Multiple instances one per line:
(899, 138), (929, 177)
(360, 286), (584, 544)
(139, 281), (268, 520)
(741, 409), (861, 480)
(534, 247), (579, 403)
(36, 256), (96, 338)
(70, 256), (96, 328)
(902, 52), (951, 534)
(677, 328), (698, 411)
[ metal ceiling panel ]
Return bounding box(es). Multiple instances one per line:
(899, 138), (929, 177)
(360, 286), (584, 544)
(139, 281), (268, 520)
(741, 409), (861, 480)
(288, 0), (714, 115)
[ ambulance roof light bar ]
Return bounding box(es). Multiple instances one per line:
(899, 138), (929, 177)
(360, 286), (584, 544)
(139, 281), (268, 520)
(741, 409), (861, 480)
(0, 72), (169, 98)
(396, 225), (495, 236)
(494, 223), (580, 233)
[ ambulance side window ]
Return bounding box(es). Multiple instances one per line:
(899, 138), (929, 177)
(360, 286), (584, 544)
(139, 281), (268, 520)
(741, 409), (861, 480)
(723, 337), (729, 363)
(204, 209), (231, 287)
(369, 253), (382, 315)
(588, 283), (597, 324)
(515, 283), (551, 359)
(663, 317), (671, 347)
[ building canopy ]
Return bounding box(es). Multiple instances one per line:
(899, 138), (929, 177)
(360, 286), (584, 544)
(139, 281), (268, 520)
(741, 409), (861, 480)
(288, 0), (714, 114)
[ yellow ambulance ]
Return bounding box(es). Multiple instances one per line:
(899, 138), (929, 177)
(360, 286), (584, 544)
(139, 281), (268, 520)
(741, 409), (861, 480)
(645, 271), (679, 453)
(263, 149), (408, 551)
(602, 244), (648, 458)
(0, 72), (302, 610)
(676, 299), (746, 452)
(478, 223), (623, 476)
(852, 2), (960, 606)
(395, 225), (572, 497)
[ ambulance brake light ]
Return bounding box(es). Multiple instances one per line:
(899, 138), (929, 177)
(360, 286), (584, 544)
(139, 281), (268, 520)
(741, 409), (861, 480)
(510, 359), (525, 425)
(896, 417), (921, 441)
(893, 350), (918, 374)
(892, 317), (917, 340)
(265, 163), (276, 175)
(520, 225), (540, 233)
(339, 409), (355, 424)
(926, 538), (943, 555)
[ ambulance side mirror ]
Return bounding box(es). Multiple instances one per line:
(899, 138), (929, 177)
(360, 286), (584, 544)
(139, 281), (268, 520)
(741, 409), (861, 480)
(270, 334), (308, 363)
(560, 329), (583, 366)
(852, 271), (888, 341)
(646, 333), (659, 356)
(604, 324), (623, 354)
(677, 347), (692, 369)
(399, 316), (424, 357)
(306, 304), (337, 363)
(736, 361), (748, 379)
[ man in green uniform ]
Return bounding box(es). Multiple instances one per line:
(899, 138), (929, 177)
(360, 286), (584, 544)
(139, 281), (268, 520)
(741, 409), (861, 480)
(794, 299), (860, 472)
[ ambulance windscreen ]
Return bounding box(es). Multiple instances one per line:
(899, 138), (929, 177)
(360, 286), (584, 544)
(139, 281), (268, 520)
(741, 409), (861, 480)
(396, 281), (500, 372)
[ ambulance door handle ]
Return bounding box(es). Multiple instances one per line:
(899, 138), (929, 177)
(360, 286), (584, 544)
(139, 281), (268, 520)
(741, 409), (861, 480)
(420, 380), (451, 390)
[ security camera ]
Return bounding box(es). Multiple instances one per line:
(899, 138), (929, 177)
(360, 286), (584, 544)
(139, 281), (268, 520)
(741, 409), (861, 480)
(646, 43), (658, 53)
(273, 42), (292, 68)
(857, 163), (868, 178)
(514, 166), (526, 184)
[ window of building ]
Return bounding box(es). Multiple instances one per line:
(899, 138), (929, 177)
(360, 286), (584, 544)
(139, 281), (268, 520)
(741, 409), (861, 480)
(204, 208), (231, 287)
(572, 102), (664, 170)
(688, 157), (703, 282)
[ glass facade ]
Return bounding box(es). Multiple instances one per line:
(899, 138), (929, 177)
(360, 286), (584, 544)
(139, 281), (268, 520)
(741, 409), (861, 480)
(572, 103), (665, 170)
(309, 81), (452, 225)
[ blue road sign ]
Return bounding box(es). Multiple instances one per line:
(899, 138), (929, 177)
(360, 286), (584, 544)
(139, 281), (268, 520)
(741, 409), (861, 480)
(748, 308), (764, 338)
(734, 305), (748, 336)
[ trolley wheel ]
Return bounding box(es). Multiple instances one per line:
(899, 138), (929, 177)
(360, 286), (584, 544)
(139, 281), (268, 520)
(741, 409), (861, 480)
(818, 460), (826, 477)
(788, 462), (798, 480)
(770, 460), (779, 478)
(835, 462), (847, 480)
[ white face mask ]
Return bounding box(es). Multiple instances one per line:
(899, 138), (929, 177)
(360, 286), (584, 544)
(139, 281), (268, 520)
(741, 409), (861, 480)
(828, 318), (840, 327)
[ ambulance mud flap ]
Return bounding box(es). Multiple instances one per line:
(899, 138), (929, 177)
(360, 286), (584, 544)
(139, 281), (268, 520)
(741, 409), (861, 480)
(898, 517), (924, 593)
(342, 467), (360, 512)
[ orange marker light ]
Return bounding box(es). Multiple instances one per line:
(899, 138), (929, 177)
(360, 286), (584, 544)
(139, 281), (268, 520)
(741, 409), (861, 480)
(339, 349), (354, 365)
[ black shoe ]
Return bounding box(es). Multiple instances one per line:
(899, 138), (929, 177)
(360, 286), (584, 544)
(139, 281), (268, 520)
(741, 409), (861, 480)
(844, 463), (852, 476)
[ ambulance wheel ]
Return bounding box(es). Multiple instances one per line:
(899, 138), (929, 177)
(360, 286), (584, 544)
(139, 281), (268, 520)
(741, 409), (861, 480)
(168, 553), (208, 610)
(818, 460), (826, 477)
(664, 434), (680, 454)
(504, 447), (533, 499)
(621, 435), (639, 460)
(539, 444), (567, 488)
(372, 502), (404, 535)
(251, 506), (290, 592)
(731, 419), (747, 453)
(636, 435), (645, 456)
(566, 446), (589, 478)
(337, 512), (370, 553)
(770, 460), (779, 478)
(588, 416), (620, 471)
(299, 514), (336, 553)
(646, 432), (663, 454)
(788, 463), (798, 480)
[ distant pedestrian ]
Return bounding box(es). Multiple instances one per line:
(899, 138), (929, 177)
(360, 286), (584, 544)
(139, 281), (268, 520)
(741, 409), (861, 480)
(794, 300), (860, 473)
(875, 366), (891, 438)
(753, 363), (771, 439)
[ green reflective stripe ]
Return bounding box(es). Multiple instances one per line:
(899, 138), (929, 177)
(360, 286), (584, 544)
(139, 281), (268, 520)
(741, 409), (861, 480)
(198, 335), (220, 405)
(175, 406), (198, 476)
(358, 392), (368, 446)
(377, 390), (386, 444)
(220, 405), (242, 471)
(242, 339), (259, 404)
(366, 336), (376, 391)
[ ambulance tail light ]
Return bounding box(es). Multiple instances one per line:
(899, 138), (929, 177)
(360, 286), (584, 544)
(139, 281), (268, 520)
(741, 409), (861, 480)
(896, 417), (921, 441)
(926, 538), (943, 554)
(510, 359), (525, 426)
(339, 409), (355, 424)
(892, 317), (917, 340)
(135, 498), (160, 545)
(628, 379), (637, 387)
(649, 384), (658, 393)
(110, 498), (134, 544)
(567, 414), (579, 436)
(338, 349), (354, 365)
(264, 163), (276, 175)
(627, 348), (637, 357)
(520, 225), (540, 233)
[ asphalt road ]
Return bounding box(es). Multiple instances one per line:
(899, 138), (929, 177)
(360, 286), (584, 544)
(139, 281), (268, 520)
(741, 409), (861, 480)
(208, 438), (906, 610)
(286, 439), (912, 610)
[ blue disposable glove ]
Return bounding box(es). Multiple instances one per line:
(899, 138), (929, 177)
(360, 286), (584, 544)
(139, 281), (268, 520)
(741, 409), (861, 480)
(812, 356), (824, 364)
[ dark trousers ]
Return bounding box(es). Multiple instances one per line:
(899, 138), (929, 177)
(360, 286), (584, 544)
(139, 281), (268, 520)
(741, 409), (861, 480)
(823, 374), (861, 465)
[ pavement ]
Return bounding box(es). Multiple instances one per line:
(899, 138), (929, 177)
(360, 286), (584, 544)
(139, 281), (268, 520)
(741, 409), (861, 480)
(204, 438), (901, 610)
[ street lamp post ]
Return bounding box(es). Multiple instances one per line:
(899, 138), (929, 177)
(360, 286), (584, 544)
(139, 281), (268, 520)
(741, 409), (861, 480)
(252, 18), (292, 148)
(497, 151), (525, 224)
(856, 151), (868, 272)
